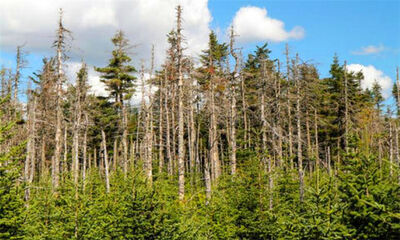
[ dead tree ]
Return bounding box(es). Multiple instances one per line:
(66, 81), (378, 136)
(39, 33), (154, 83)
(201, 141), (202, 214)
(101, 129), (110, 193)
(52, 9), (70, 190)
(176, 5), (185, 200)
(285, 44), (294, 168)
(294, 54), (304, 201)
(229, 26), (238, 175)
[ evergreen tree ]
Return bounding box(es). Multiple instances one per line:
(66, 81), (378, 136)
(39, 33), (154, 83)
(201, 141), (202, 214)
(95, 30), (137, 108)
(0, 95), (25, 239)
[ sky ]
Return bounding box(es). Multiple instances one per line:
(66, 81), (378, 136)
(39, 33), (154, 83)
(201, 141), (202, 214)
(0, 0), (399, 105)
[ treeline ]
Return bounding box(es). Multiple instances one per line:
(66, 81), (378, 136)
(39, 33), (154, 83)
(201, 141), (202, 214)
(1, 6), (400, 239)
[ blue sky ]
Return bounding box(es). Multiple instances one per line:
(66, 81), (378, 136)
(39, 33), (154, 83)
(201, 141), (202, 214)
(0, 0), (399, 104)
(209, 0), (399, 79)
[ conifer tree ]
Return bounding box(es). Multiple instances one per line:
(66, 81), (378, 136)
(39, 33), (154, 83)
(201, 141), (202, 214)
(95, 30), (136, 176)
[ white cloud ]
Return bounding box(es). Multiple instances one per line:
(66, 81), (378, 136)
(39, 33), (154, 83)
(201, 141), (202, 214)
(231, 6), (304, 43)
(65, 61), (108, 97)
(352, 44), (385, 55)
(347, 64), (392, 98)
(0, 0), (211, 97)
(0, 0), (210, 65)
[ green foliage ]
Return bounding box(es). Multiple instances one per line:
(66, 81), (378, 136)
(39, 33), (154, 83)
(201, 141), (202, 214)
(95, 30), (137, 107)
(0, 95), (25, 240)
(338, 153), (400, 239)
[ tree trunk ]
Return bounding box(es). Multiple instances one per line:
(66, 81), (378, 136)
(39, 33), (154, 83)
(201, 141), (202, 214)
(389, 121), (393, 177)
(101, 130), (110, 193)
(176, 5), (185, 201)
(229, 27), (238, 175)
(343, 61), (349, 153)
(24, 95), (36, 201)
(294, 55), (304, 202)
(286, 44), (294, 168)
(159, 71), (165, 173)
(314, 109), (320, 191)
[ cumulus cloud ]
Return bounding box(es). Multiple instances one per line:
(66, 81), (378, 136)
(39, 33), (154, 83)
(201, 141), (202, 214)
(0, 0), (211, 93)
(347, 64), (392, 98)
(352, 44), (385, 55)
(0, 0), (211, 58)
(231, 6), (304, 43)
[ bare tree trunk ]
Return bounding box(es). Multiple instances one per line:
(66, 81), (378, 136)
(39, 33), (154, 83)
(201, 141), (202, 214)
(130, 138), (135, 170)
(176, 5), (185, 200)
(63, 127), (68, 180)
(390, 121), (393, 177)
(41, 137), (46, 178)
(241, 74), (248, 148)
(144, 47), (155, 185)
(306, 110), (312, 162)
(24, 95), (36, 201)
(395, 123), (400, 184)
(14, 46), (22, 103)
(285, 44), (294, 169)
(229, 27), (238, 175)
(314, 109), (320, 191)
(165, 76), (173, 175)
(82, 113), (90, 191)
(73, 79), (82, 187)
(53, 9), (68, 190)
(204, 146), (212, 203)
(159, 70), (165, 173)
(113, 138), (118, 172)
(261, 60), (273, 209)
(188, 68), (197, 176)
(276, 60), (283, 166)
(344, 61), (349, 153)
(94, 147), (97, 169)
(294, 55), (304, 202)
(101, 130), (110, 193)
(122, 105), (128, 177)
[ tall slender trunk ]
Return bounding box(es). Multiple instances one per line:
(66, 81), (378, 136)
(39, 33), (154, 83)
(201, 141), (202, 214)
(204, 146), (212, 203)
(389, 121), (393, 177)
(285, 44), (294, 168)
(14, 46), (22, 103)
(188, 72), (196, 176)
(395, 123), (400, 184)
(229, 27), (238, 175)
(122, 104), (128, 177)
(343, 61), (349, 153)
(294, 55), (304, 202)
(73, 81), (82, 187)
(276, 60), (283, 166)
(261, 60), (273, 209)
(101, 130), (110, 193)
(82, 116), (87, 191)
(241, 75), (248, 148)
(176, 5), (185, 200)
(63, 127), (68, 180)
(24, 95), (36, 201)
(314, 108), (319, 191)
(41, 137), (46, 178)
(165, 76), (172, 175)
(159, 71), (164, 173)
(113, 138), (118, 172)
(53, 9), (67, 190)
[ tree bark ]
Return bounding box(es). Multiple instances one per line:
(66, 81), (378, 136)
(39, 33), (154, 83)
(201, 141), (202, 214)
(101, 130), (110, 193)
(176, 5), (185, 200)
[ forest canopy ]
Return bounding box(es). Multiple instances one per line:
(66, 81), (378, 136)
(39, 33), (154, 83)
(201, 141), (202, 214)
(0, 5), (399, 240)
